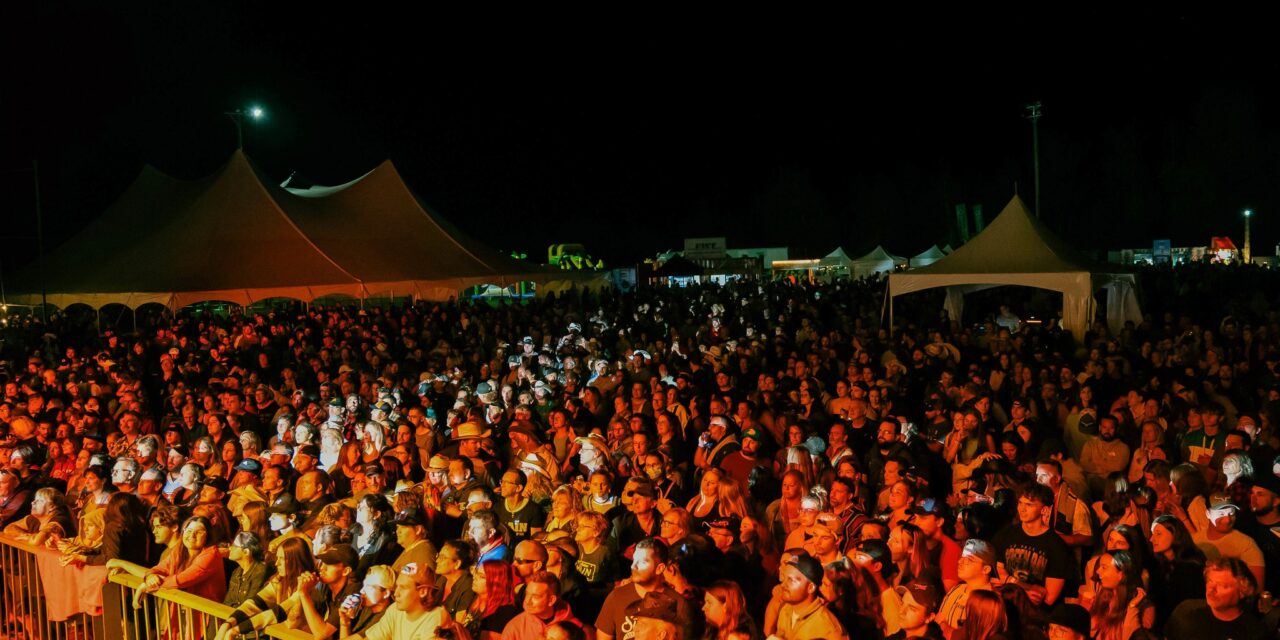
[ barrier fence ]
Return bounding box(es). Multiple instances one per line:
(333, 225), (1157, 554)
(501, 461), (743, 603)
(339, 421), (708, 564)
(0, 535), (311, 640)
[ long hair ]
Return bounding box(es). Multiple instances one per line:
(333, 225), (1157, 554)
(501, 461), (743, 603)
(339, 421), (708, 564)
(170, 516), (212, 572)
(716, 475), (751, 520)
(705, 581), (749, 640)
(476, 560), (516, 617)
(1103, 523), (1153, 580)
(953, 589), (1007, 640)
(273, 537), (316, 601)
(1151, 515), (1204, 564)
(1091, 551), (1144, 640)
(891, 522), (930, 585)
(105, 492), (149, 533)
(241, 501), (273, 546)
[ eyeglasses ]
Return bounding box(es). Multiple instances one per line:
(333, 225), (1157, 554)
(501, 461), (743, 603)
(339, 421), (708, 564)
(513, 558), (538, 565)
(402, 563), (421, 575)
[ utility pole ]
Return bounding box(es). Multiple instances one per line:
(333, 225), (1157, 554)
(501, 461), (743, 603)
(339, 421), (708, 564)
(1244, 209), (1253, 264)
(1025, 102), (1042, 218)
(33, 159), (47, 322)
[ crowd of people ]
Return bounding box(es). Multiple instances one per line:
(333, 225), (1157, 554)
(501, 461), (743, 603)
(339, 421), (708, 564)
(0, 270), (1278, 640)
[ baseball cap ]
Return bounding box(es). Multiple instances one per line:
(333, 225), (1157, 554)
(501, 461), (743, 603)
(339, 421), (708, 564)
(786, 553), (825, 586)
(316, 545), (359, 569)
(627, 480), (656, 499)
(394, 508), (428, 527)
(203, 476), (229, 493)
(703, 516), (741, 533)
(234, 459), (263, 475)
(1252, 472), (1280, 498)
(911, 497), (950, 519)
(295, 444), (320, 458)
(899, 580), (942, 611)
(624, 591), (682, 625)
(362, 463), (384, 477)
(961, 539), (997, 567)
(267, 493), (301, 515)
(741, 427), (761, 442)
(811, 512), (843, 540)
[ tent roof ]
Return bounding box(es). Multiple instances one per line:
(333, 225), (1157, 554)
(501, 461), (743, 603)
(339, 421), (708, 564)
(10, 151), (571, 308)
(9, 151), (364, 308)
(273, 160), (558, 294)
(906, 196), (1102, 276)
(854, 246), (907, 263)
(912, 245), (947, 261)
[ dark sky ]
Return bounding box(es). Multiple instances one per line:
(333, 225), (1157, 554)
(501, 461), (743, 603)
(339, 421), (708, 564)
(4, 6), (1278, 268)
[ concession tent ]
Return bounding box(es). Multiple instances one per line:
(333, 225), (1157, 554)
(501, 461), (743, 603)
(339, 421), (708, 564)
(888, 196), (1142, 342)
(910, 245), (948, 268)
(849, 246), (908, 278)
(9, 151), (584, 309)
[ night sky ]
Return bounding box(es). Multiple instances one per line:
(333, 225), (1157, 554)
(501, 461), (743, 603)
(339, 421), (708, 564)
(4, 6), (1278, 269)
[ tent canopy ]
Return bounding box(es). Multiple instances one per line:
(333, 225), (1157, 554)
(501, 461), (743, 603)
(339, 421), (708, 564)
(889, 196), (1141, 341)
(850, 245), (907, 278)
(910, 245), (948, 268)
(276, 159), (561, 301)
(9, 151), (583, 309)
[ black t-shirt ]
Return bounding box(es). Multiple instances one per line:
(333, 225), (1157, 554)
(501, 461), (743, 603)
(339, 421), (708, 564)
(991, 523), (1073, 588)
(575, 543), (620, 586)
(1164, 600), (1270, 640)
(495, 498), (546, 542)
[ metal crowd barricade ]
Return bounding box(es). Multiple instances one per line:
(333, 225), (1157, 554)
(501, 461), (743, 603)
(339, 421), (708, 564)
(0, 533), (308, 640)
(0, 533), (105, 640)
(105, 570), (313, 640)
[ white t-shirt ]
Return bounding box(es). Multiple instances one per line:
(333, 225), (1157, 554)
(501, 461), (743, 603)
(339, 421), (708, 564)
(363, 605), (447, 640)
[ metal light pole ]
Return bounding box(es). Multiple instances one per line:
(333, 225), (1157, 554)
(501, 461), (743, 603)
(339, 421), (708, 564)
(1025, 102), (1043, 218)
(1243, 209), (1252, 264)
(224, 106), (264, 150)
(33, 159), (46, 322)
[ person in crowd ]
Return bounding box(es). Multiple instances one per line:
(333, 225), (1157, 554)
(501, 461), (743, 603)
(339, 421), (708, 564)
(1163, 557), (1270, 640)
(436, 538), (478, 621)
(772, 553), (848, 640)
(992, 484), (1073, 607)
(390, 507), (437, 573)
(596, 538), (697, 640)
(950, 589), (1006, 640)
(223, 531), (270, 609)
(337, 564), (395, 638)
(340, 562), (454, 640)
(137, 515), (226, 605)
(461, 559), (520, 639)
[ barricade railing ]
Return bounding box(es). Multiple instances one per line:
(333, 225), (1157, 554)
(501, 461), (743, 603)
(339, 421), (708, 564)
(0, 534), (308, 640)
(0, 533), (105, 640)
(105, 567), (312, 640)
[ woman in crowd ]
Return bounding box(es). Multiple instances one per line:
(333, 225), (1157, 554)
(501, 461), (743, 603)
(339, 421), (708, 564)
(463, 559), (520, 639)
(237, 501), (273, 549)
(136, 516), (226, 604)
(952, 589), (1008, 640)
(4, 487), (76, 547)
(217, 537), (318, 638)
(75, 492), (150, 566)
(544, 484), (582, 536)
(355, 493), (400, 575)
(1147, 515), (1206, 627)
(887, 522), (931, 587)
(1085, 550), (1155, 640)
(702, 580), (757, 640)
(222, 531), (269, 608)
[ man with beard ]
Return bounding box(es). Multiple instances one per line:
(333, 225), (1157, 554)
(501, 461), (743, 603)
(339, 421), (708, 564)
(1079, 415), (1130, 495)
(1164, 557), (1269, 640)
(496, 469), (545, 543)
(774, 553), (849, 640)
(595, 538), (696, 640)
(1247, 473), (1280, 593)
(828, 477), (869, 550)
(866, 419), (915, 496)
(719, 427), (764, 490)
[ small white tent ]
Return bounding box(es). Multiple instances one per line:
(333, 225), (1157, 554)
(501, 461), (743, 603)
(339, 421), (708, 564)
(850, 246), (908, 278)
(819, 247), (855, 273)
(910, 245), (948, 268)
(888, 196), (1142, 342)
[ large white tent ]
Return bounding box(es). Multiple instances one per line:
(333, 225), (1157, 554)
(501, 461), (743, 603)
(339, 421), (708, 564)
(849, 246), (907, 278)
(888, 196), (1142, 342)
